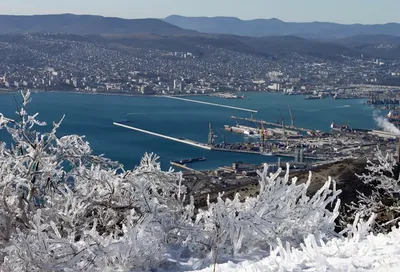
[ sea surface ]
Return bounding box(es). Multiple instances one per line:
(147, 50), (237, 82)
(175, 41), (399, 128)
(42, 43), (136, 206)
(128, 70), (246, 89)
(0, 92), (379, 170)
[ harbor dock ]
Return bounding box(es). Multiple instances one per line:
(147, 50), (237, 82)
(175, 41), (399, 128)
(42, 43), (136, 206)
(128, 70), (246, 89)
(231, 116), (315, 134)
(114, 122), (330, 161)
(113, 122), (212, 150)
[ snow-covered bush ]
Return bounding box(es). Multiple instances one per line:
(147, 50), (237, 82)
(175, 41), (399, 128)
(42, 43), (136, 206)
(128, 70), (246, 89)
(347, 149), (400, 234)
(0, 91), (343, 271)
(186, 165), (341, 269)
(195, 214), (383, 272)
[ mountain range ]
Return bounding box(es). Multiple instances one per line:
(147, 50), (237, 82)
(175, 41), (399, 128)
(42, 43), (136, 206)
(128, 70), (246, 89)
(164, 15), (400, 39)
(0, 14), (400, 40)
(0, 14), (399, 60)
(0, 14), (193, 35)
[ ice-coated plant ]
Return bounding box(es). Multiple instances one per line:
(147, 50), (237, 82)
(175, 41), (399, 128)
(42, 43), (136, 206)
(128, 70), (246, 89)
(347, 148), (400, 233)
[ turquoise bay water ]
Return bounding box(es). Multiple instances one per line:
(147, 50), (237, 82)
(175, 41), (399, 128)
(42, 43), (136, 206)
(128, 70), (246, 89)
(0, 92), (377, 170)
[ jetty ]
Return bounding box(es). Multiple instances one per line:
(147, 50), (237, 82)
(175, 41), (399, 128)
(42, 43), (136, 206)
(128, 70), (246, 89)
(113, 122), (212, 150)
(114, 122), (332, 161)
(211, 147), (261, 155)
(165, 96), (258, 113)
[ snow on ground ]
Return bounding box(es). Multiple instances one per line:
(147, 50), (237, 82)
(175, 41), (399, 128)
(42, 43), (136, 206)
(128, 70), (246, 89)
(193, 226), (400, 272)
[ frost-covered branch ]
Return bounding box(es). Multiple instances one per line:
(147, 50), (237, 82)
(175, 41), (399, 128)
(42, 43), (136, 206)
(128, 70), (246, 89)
(357, 149), (400, 194)
(346, 148), (400, 233)
(186, 164), (341, 268)
(196, 214), (380, 272)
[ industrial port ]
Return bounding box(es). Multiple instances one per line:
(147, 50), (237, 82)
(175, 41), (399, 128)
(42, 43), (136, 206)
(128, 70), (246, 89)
(114, 94), (400, 204)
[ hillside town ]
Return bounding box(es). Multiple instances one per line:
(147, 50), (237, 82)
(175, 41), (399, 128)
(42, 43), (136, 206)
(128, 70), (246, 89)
(1, 33), (400, 97)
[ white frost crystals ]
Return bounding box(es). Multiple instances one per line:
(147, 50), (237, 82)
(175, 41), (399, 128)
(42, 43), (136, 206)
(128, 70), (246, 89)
(347, 148), (400, 234)
(187, 166), (341, 269)
(0, 90), (390, 271)
(196, 214), (400, 272)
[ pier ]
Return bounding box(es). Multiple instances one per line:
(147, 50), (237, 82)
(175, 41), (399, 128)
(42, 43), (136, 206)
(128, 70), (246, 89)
(170, 161), (204, 174)
(113, 122), (212, 150)
(165, 96), (258, 113)
(231, 116), (315, 134)
(211, 147), (261, 155)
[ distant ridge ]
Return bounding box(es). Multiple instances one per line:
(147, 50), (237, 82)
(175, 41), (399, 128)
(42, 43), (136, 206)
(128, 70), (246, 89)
(164, 15), (400, 39)
(0, 13), (399, 60)
(0, 14), (194, 35)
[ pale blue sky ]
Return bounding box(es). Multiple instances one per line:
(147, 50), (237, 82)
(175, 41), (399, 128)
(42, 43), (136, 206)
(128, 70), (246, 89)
(0, 0), (398, 24)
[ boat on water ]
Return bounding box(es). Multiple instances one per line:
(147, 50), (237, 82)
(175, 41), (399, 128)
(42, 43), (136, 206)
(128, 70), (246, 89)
(225, 124), (263, 137)
(305, 94), (327, 100)
(172, 157), (206, 165)
(244, 130), (261, 138)
(330, 122), (350, 132)
(305, 95), (321, 100)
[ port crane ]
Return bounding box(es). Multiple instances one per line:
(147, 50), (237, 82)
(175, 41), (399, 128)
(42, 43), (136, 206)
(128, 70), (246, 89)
(278, 109), (286, 136)
(216, 128), (226, 148)
(208, 123), (217, 146)
(279, 109), (288, 146)
(288, 105), (294, 128)
(259, 121), (270, 151)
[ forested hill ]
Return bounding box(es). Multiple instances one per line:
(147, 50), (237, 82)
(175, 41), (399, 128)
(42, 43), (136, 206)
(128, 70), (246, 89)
(0, 14), (194, 35)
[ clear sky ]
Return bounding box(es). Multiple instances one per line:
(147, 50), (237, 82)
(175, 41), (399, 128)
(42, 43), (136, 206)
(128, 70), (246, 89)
(0, 0), (398, 24)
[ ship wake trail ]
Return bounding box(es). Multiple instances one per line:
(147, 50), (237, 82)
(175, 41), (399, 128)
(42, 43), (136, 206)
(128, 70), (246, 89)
(307, 105), (351, 112)
(124, 112), (168, 115)
(337, 105), (351, 108)
(373, 112), (400, 135)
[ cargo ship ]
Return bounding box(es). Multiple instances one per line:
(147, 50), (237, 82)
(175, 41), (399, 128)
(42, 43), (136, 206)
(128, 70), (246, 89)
(225, 124), (260, 137)
(243, 130), (261, 138)
(305, 95), (322, 100)
(305, 93), (328, 100)
(172, 157), (206, 165)
(330, 122), (350, 132)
